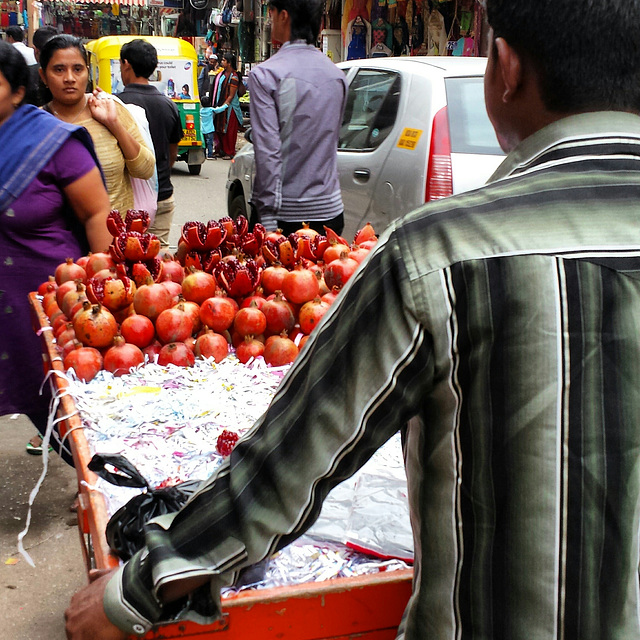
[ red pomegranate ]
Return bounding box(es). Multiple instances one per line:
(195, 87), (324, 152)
(195, 331), (229, 363)
(72, 302), (118, 349)
(155, 307), (194, 344)
(281, 266), (320, 305)
(158, 342), (196, 367)
(103, 336), (145, 376)
(233, 304), (267, 338)
(120, 314), (155, 349)
(133, 280), (173, 322)
(85, 252), (116, 279)
(200, 296), (237, 333)
(323, 254), (360, 290)
(181, 269), (217, 305)
(261, 264), (289, 295)
(236, 335), (265, 364)
(263, 334), (298, 367)
(261, 292), (296, 336)
(63, 344), (103, 382)
(55, 258), (86, 285)
(161, 254), (185, 284)
(298, 298), (331, 335)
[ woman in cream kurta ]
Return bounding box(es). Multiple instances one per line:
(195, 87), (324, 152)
(39, 35), (155, 214)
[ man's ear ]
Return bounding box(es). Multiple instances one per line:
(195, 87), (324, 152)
(494, 37), (523, 103)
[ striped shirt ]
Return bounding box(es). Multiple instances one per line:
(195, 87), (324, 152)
(106, 111), (640, 639)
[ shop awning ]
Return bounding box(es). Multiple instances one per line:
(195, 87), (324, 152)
(74, 0), (148, 5)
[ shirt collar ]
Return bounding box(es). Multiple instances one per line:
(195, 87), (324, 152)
(490, 111), (640, 183)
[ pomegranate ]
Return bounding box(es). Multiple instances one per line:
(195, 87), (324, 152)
(160, 277), (182, 304)
(72, 301), (118, 349)
(155, 307), (194, 344)
(37, 276), (57, 297)
(61, 282), (87, 318)
(55, 258), (86, 285)
(103, 336), (145, 376)
(281, 266), (320, 305)
(321, 286), (341, 306)
(353, 222), (377, 245)
(133, 280), (173, 322)
(323, 253), (360, 290)
(322, 242), (346, 266)
(56, 322), (77, 349)
(120, 314), (155, 349)
(298, 298), (331, 335)
(63, 344), (103, 382)
(261, 292), (296, 336)
(56, 279), (80, 308)
(200, 296), (237, 333)
(143, 340), (162, 363)
(348, 245), (370, 265)
(195, 331), (229, 362)
(261, 264), (289, 295)
(173, 296), (202, 334)
(158, 341), (196, 367)
(233, 304), (267, 338)
(161, 254), (185, 284)
(216, 429), (239, 457)
(264, 334), (298, 366)
(181, 269), (217, 305)
(85, 252), (116, 279)
(236, 335), (265, 364)
(215, 257), (261, 299)
(86, 276), (136, 312)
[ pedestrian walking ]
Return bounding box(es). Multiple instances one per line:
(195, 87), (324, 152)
(200, 94), (215, 159)
(212, 52), (243, 159)
(117, 38), (183, 248)
(248, 0), (347, 234)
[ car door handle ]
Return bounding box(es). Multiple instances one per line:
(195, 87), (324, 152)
(353, 169), (370, 182)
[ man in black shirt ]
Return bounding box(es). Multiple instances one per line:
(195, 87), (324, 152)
(118, 39), (183, 247)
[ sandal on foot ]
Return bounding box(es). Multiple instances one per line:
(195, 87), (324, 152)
(26, 434), (53, 456)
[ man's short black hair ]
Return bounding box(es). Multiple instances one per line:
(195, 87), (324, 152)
(268, 0), (323, 45)
(6, 26), (24, 43)
(120, 39), (158, 79)
(33, 27), (57, 52)
(486, 0), (640, 113)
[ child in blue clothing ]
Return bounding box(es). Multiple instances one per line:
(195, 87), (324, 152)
(200, 95), (215, 159)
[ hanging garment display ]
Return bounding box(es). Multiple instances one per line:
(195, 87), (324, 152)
(427, 8), (446, 56)
(346, 14), (371, 60)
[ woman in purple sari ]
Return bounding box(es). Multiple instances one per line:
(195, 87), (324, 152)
(0, 41), (111, 462)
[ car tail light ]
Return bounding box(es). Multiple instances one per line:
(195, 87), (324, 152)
(185, 114), (195, 130)
(425, 106), (453, 201)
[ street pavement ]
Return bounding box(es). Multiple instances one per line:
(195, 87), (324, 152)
(0, 150), (238, 638)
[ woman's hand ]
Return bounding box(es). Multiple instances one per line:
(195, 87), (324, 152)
(87, 90), (118, 129)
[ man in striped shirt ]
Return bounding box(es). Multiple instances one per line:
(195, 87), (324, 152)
(65, 0), (640, 638)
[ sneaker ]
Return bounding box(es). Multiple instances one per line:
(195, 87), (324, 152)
(207, 156), (217, 160)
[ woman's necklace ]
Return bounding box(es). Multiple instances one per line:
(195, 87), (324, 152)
(50, 96), (88, 124)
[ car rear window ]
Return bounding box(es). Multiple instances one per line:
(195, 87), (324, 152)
(445, 77), (503, 155)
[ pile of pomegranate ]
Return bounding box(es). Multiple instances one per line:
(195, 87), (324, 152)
(36, 211), (378, 384)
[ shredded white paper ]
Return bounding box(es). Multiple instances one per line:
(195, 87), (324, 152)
(62, 355), (413, 590)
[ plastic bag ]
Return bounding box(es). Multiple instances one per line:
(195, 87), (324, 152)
(88, 453), (202, 560)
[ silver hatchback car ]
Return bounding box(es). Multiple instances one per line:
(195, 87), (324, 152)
(226, 56), (505, 239)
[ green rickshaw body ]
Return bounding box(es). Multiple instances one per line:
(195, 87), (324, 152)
(86, 35), (205, 174)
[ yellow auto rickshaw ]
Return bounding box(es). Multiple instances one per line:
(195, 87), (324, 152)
(86, 35), (206, 175)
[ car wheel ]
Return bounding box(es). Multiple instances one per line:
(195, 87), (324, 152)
(188, 164), (202, 175)
(229, 194), (247, 220)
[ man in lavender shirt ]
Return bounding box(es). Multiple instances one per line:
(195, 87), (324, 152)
(248, 0), (348, 236)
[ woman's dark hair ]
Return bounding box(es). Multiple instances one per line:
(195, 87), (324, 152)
(486, 0), (640, 113)
(40, 35), (87, 72)
(222, 52), (237, 71)
(268, 0), (322, 44)
(0, 40), (29, 99)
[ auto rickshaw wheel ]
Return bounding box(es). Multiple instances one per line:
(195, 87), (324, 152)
(188, 164), (202, 175)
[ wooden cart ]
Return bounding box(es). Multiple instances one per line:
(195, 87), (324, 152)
(29, 292), (413, 640)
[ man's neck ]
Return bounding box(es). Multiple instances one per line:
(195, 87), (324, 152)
(127, 76), (150, 86)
